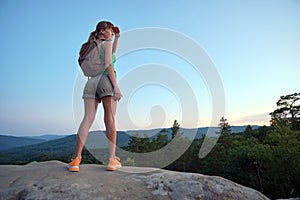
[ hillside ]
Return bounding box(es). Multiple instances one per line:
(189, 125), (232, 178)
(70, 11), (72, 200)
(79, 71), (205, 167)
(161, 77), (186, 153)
(0, 132), (129, 165)
(0, 135), (45, 151)
(25, 134), (69, 141)
(0, 126), (261, 164)
(0, 135), (76, 164)
(126, 125), (260, 141)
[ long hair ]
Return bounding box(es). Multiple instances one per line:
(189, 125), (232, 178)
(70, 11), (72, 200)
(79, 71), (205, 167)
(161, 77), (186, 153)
(79, 21), (114, 58)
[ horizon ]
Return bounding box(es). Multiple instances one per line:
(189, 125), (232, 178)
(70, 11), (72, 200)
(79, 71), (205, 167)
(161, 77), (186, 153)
(0, 124), (266, 137)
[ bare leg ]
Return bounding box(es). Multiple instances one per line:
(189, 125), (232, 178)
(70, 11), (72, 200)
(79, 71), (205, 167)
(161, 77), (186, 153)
(75, 98), (98, 159)
(102, 96), (117, 159)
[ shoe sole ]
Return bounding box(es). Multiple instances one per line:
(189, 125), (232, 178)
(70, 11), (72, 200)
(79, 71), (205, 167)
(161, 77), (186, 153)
(67, 165), (80, 172)
(106, 164), (122, 171)
(106, 166), (117, 171)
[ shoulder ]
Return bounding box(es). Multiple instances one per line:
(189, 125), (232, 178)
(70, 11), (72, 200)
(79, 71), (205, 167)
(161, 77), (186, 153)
(102, 40), (112, 45)
(101, 40), (112, 51)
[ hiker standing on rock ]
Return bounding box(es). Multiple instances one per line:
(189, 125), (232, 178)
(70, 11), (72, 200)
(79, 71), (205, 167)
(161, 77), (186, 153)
(69, 21), (122, 172)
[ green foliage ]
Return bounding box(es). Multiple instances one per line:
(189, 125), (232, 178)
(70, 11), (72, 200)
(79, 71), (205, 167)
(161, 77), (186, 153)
(124, 133), (153, 153)
(2, 94), (299, 199)
(259, 125), (300, 198)
(270, 92), (300, 131)
(0, 135), (101, 165)
(171, 120), (180, 139)
(243, 125), (253, 138)
(218, 117), (232, 136)
(117, 116), (300, 199)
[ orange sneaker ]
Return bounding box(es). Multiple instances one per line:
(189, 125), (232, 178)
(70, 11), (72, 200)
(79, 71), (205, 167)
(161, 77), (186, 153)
(106, 157), (122, 171)
(68, 157), (81, 172)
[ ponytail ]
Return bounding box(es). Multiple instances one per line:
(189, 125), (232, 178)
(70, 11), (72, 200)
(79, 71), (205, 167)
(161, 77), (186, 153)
(79, 31), (97, 58)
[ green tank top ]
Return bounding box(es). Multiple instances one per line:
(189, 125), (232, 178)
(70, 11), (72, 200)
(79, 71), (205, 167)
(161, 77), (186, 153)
(100, 41), (117, 77)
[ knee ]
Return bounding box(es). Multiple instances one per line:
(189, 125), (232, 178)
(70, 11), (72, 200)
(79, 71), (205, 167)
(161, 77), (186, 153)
(104, 115), (115, 127)
(83, 114), (95, 126)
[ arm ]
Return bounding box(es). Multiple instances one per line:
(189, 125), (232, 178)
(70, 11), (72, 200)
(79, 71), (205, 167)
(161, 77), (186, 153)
(104, 41), (122, 101)
(112, 35), (119, 54)
(112, 28), (120, 53)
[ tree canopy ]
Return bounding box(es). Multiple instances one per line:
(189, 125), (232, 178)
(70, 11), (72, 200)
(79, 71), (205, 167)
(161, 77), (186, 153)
(270, 92), (300, 130)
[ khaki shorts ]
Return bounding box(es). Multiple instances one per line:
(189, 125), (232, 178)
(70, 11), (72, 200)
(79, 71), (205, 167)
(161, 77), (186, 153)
(82, 74), (114, 103)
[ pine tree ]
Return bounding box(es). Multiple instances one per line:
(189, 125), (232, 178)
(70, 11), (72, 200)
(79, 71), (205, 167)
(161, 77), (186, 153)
(171, 120), (180, 139)
(270, 92), (300, 131)
(218, 117), (231, 136)
(244, 125), (253, 138)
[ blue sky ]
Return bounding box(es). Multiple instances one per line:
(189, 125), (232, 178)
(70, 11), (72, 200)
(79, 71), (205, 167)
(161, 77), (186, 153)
(0, 0), (299, 136)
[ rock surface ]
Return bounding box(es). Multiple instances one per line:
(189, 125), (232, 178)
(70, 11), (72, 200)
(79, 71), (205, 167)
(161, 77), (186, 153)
(0, 160), (269, 200)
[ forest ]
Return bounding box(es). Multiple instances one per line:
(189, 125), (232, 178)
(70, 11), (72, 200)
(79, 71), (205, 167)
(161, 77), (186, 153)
(123, 93), (300, 199)
(1, 93), (298, 199)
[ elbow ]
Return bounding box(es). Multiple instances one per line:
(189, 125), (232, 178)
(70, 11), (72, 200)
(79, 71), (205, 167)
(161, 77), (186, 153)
(105, 63), (112, 70)
(105, 64), (114, 75)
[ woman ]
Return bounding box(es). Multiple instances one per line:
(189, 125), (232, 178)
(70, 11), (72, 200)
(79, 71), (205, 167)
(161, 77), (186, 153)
(68, 21), (122, 171)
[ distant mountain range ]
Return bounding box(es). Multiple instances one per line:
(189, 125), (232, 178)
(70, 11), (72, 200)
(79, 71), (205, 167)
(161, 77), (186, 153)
(124, 125), (260, 142)
(0, 135), (45, 152)
(25, 134), (68, 141)
(0, 135), (77, 164)
(0, 126), (261, 164)
(0, 134), (68, 151)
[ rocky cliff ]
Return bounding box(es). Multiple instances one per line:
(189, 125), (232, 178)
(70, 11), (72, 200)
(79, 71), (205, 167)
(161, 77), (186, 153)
(0, 160), (269, 200)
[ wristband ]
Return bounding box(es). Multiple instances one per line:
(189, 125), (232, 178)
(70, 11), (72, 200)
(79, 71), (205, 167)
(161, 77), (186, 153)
(115, 34), (120, 38)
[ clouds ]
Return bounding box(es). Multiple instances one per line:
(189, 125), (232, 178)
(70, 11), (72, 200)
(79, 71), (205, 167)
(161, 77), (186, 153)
(231, 114), (270, 126)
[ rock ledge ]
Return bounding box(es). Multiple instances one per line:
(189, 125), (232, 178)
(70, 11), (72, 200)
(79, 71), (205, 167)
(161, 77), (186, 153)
(0, 160), (269, 200)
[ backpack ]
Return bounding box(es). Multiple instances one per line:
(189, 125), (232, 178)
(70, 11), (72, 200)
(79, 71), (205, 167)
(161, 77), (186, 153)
(78, 39), (104, 77)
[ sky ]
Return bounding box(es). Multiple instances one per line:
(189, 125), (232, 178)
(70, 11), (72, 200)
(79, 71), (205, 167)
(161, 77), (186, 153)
(0, 0), (299, 136)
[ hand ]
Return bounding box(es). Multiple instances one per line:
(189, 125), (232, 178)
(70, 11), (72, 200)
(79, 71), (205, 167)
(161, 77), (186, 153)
(113, 85), (122, 101)
(113, 26), (120, 34)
